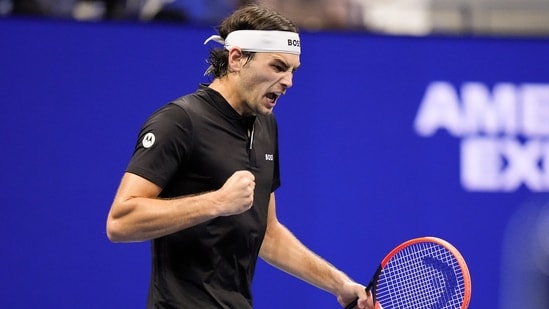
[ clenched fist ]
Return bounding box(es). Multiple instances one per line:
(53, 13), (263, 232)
(215, 170), (255, 216)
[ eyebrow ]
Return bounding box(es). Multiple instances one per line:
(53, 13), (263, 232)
(272, 58), (300, 73)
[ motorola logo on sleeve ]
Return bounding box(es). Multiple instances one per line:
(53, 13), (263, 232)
(142, 132), (156, 148)
(414, 81), (549, 192)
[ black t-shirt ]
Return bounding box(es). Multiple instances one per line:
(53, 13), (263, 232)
(126, 85), (281, 308)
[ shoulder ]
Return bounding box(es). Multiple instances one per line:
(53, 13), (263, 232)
(145, 102), (189, 128)
(170, 88), (212, 113)
(145, 89), (209, 126)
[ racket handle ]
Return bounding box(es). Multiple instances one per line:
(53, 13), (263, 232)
(344, 298), (359, 309)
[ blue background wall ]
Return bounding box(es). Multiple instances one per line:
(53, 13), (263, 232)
(1, 17), (548, 308)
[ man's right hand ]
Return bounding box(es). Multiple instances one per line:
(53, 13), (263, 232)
(215, 170), (255, 216)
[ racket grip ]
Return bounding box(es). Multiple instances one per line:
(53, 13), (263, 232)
(344, 298), (359, 309)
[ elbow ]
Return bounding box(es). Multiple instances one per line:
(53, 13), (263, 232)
(106, 216), (145, 243)
(106, 218), (126, 243)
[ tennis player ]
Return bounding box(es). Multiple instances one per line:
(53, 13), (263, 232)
(106, 5), (372, 309)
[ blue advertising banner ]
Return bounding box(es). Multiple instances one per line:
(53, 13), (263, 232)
(1, 17), (548, 308)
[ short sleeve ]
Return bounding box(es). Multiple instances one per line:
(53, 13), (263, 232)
(126, 103), (193, 188)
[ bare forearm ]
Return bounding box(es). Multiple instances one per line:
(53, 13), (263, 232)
(259, 223), (352, 295)
(106, 171), (255, 242)
(107, 191), (220, 242)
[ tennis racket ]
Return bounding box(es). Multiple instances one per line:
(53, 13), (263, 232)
(344, 236), (471, 309)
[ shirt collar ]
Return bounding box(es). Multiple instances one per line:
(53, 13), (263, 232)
(197, 84), (256, 125)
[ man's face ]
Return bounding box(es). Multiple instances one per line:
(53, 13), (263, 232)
(237, 52), (300, 116)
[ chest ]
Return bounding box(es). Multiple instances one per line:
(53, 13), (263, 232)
(188, 116), (276, 189)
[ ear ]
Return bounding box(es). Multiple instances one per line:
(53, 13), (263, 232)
(227, 47), (245, 73)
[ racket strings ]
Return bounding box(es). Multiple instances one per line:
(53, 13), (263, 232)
(376, 242), (466, 309)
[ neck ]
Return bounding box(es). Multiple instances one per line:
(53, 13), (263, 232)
(209, 78), (249, 116)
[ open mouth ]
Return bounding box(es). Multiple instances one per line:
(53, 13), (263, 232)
(265, 92), (280, 103)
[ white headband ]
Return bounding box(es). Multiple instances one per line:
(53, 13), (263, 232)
(204, 30), (301, 55)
